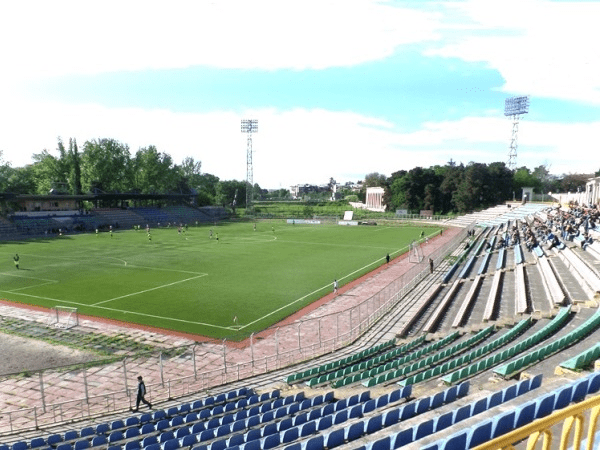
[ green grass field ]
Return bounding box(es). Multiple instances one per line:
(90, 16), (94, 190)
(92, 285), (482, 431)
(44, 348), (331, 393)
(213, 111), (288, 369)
(0, 221), (438, 340)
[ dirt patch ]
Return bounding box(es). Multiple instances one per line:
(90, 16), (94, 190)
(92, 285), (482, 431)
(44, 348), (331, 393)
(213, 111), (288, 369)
(0, 333), (99, 376)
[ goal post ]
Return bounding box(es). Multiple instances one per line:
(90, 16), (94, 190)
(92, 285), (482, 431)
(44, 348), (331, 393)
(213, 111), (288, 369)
(408, 240), (424, 263)
(47, 306), (79, 329)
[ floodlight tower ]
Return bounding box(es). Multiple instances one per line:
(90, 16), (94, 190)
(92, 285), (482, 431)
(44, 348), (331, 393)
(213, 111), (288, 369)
(241, 119), (258, 211)
(504, 96), (530, 171)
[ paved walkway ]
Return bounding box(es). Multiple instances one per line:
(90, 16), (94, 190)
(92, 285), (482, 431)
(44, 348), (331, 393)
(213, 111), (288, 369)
(0, 227), (462, 434)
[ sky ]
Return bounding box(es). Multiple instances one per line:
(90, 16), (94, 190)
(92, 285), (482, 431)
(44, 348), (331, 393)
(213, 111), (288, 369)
(1, 0), (599, 190)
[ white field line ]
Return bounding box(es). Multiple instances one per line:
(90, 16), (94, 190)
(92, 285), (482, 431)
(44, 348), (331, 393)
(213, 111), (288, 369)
(237, 245), (410, 330)
(92, 274), (208, 306)
(0, 272), (60, 292)
(0, 289), (233, 330)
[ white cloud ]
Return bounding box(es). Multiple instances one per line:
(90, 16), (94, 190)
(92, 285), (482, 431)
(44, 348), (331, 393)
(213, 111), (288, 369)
(428, 0), (600, 104)
(0, 0), (440, 81)
(2, 97), (596, 189)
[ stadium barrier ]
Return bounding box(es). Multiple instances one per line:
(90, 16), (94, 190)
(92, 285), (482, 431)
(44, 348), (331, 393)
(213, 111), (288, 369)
(0, 224), (472, 434)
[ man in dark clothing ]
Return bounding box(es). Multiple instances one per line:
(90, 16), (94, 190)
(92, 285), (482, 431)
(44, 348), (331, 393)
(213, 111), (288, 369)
(134, 375), (152, 411)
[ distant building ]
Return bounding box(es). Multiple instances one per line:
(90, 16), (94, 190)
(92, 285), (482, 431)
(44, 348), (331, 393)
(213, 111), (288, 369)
(365, 187), (386, 211)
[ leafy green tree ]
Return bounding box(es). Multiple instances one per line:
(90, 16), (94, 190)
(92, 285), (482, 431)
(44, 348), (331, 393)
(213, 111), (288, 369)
(560, 173), (592, 193)
(1, 165), (36, 194)
(81, 138), (132, 193)
(31, 149), (65, 194)
(215, 180), (246, 208)
(453, 162), (488, 212)
(69, 138), (82, 195)
(485, 162), (513, 205)
(132, 146), (177, 193)
(512, 167), (539, 199)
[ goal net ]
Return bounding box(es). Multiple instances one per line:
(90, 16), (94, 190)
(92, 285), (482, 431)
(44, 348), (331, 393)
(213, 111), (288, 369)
(408, 240), (424, 263)
(47, 306), (79, 329)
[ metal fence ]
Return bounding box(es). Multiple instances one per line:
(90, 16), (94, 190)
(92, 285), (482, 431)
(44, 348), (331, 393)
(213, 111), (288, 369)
(0, 226), (470, 434)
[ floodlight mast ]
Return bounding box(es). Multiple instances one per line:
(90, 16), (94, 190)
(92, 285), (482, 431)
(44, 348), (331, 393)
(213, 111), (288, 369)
(241, 119), (258, 211)
(504, 96), (530, 171)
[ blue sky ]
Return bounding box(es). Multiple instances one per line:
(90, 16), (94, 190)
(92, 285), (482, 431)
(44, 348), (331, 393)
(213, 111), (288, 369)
(1, 0), (599, 189)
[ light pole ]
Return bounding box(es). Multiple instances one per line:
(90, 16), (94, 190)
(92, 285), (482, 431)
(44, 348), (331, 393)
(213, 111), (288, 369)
(241, 119), (258, 212)
(504, 96), (530, 171)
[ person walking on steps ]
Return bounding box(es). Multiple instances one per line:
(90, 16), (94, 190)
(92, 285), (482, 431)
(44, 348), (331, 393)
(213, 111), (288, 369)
(134, 375), (152, 411)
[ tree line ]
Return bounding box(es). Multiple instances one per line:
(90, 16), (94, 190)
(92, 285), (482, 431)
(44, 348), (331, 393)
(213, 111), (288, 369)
(364, 161), (597, 214)
(1, 137), (597, 214)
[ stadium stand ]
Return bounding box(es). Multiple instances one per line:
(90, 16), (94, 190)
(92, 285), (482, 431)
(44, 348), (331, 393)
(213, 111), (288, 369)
(5, 202), (600, 449)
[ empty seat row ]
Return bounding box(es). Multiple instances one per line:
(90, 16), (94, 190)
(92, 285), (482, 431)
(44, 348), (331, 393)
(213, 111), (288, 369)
(285, 338), (398, 384)
(423, 372), (600, 450)
(310, 334), (443, 388)
(495, 307), (600, 378)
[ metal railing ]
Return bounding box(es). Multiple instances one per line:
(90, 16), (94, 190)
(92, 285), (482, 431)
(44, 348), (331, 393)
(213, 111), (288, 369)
(1, 227), (470, 434)
(474, 393), (600, 450)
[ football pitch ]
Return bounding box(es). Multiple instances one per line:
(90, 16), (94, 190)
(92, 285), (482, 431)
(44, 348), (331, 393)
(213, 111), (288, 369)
(0, 221), (437, 340)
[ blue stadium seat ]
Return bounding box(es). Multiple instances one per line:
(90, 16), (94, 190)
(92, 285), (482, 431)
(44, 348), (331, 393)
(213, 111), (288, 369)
(48, 434), (64, 446)
(30, 438), (46, 449)
(125, 427), (140, 439)
(434, 411), (454, 433)
(414, 418), (434, 441)
(74, 441), (89, 450)
(300, 421), (316, 437)
(444, 385), (458, 403)
(416, 397), (431, 415)
(108, 431), (124, 443)
(554, 385), (573, 409)
(515, 402), (536, 428)
(333, 409), (348, 425)
(125, 440), (140, 450)
(262, 434), (280, 450)
(80, 427), (95, 438)
(162, 439), (180, 450)
(159, 431), (174, 444)
(491, 410), (516, 438)
(444, 430), (467, 450)
(317, 415), (333, 431)
(325, 429), (345, 448)
(282, 427), (299, 444)
(91, 436), (107, 447)
(11, 443), (27, 450)
(304, 435), (324, 450)
(346, 421), (365, 441)
(588, 372), (600, 394)
(535, 393), (556, 419)
(572, 378), (590, 403)
(367, 436), (391, 450)
(431, 391), (445, 409)
(401, 402), (416, 421)
(141, 436), (158, 448)
(393, 429), (413, 448)
(472, 397), (488, 415)
(383, 408), (400, 427)
(488, 391), (503, 409)
(467, 419), (492, 448)
(454, 404), (472, 423)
